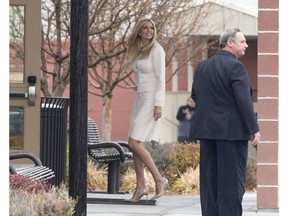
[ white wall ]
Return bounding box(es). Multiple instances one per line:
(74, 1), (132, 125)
(160, 92), (191, 143)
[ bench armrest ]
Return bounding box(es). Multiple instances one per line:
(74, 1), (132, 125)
(10, 152), (43, 166)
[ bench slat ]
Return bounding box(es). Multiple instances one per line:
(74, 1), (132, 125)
(10, 152), (55, 181)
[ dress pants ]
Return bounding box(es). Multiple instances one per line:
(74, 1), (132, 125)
(199, 139), (248, 216)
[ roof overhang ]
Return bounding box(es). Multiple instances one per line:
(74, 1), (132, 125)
(189, 1), (258, 37)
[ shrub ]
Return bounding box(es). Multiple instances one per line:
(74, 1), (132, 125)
(87, 159), (108, 191)
(120, 167), (157, 193)
(166, 142), (200, 185)
(146, 141), (175, 172)
(9, 174), (77, 215)
(86, 141), (257, 195)
(154, 141), (256, 193)
(246, 155), (257, 191)
(171, 166), (200, 195)
(168, 142), (200, 170)
(10, 174), (51, 193)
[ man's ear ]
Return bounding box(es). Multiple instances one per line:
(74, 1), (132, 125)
(226, 39), (234, 48)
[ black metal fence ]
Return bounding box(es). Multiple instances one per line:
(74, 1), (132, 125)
(40, 97), (70, 186)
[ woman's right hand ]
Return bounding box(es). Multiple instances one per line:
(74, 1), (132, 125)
(154, 106), (162, 121)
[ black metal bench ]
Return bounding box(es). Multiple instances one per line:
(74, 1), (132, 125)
(10, 152), (55, 181)
(87, 117), (133, 194)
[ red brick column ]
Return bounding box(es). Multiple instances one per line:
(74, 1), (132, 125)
(257, 0), (279, 209)
(278, 0), (288, 214)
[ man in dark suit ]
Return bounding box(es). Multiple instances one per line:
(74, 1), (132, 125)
(189, 28), (260, 216)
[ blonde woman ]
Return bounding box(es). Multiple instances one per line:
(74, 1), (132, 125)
(125, 17), (168, 202)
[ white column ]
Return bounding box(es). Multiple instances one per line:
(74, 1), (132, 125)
(172, 56), (178, 92)
(187, 60), (193, 92)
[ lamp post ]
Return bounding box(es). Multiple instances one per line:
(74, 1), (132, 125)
(69, 0), (88, 214)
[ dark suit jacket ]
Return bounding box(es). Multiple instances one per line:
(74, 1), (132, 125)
(189, 50), (259, 141)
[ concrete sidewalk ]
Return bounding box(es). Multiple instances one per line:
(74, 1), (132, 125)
(87, 192), (279, 216)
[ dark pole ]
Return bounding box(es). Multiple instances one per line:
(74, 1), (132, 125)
(69, 0), (88, 215)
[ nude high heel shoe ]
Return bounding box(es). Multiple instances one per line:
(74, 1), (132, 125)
(150, 178), (168, 200)
(125, 188), (149, 202)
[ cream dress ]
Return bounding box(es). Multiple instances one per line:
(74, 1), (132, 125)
(128, 42), (166, 142)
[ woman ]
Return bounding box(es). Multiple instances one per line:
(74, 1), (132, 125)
(125, 17), (168, 202)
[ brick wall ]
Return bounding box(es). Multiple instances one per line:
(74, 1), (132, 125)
(278, 0), (288, 214)
(257, 0), (279, 209)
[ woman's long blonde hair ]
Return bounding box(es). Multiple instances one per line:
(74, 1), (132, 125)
(126, 18), (157, 62)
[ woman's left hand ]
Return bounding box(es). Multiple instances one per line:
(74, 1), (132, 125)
(154, 106), (162, 121)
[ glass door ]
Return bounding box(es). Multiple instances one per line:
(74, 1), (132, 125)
(9, 0), (41, 156)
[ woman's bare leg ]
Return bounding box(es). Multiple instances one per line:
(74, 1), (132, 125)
(129, 151), (146, 198)
(128, 137), (166, 194)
